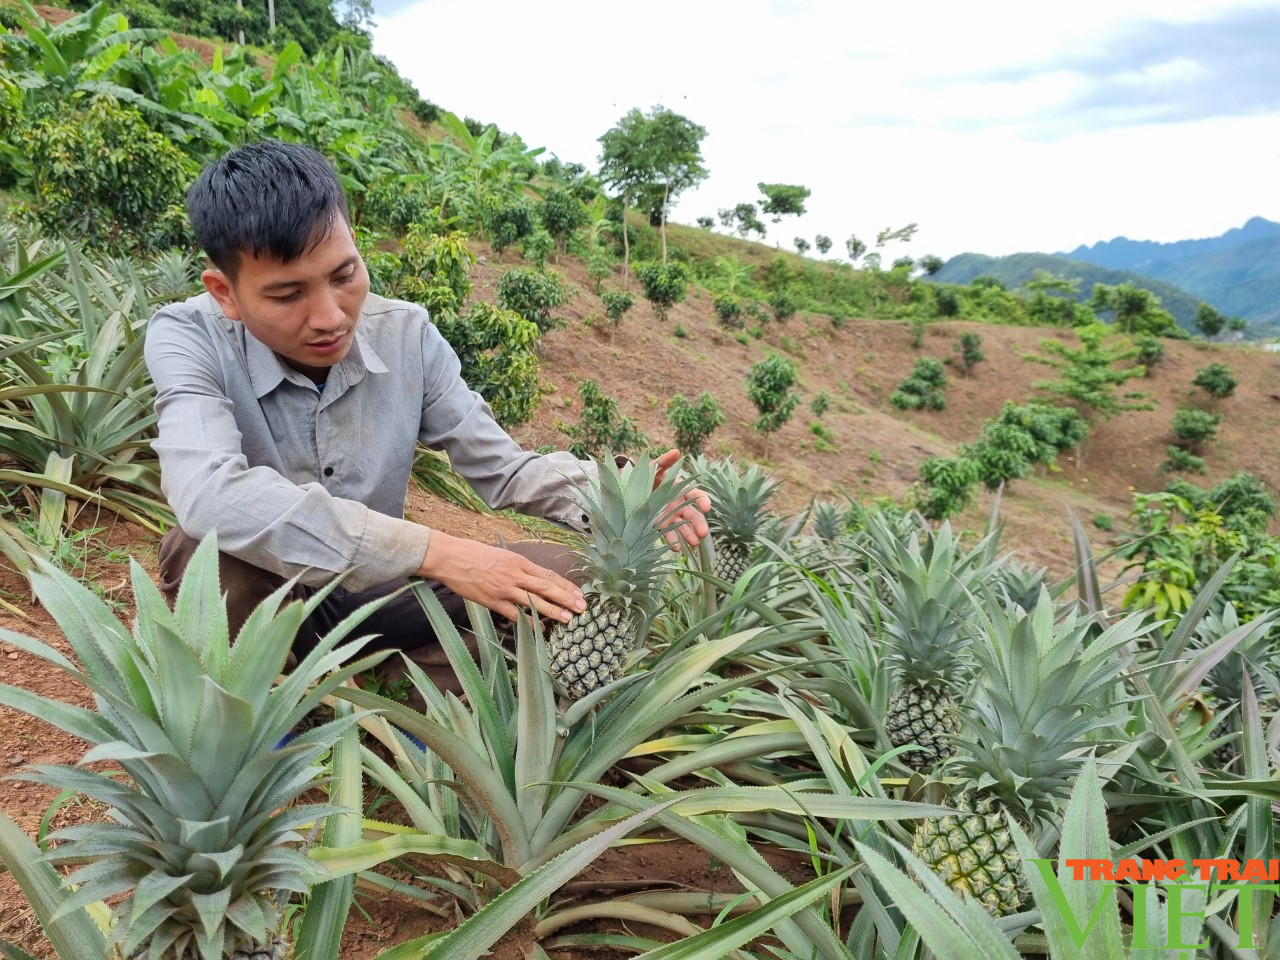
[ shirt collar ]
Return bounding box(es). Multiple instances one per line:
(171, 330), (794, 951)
(242, 325), (389, 400)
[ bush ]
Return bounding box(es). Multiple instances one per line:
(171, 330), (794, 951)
(633, 261), (689, 320)
(1134, 334), (1164, 373)
(933, 286), (960, 318)
(521, 229), (554, 270)
(434, 302), (542, 427)
(1171, 408), (1222, 451)
(768, 289), (798, 322)
(810, 392), (830, 418)
(563, 379), (648, 459)
(538, 186), (588, 255)
(601, 289), (636, 328)
(1160, 446), (1208, 475)
(1092, 513), (1113, 531)
(713, 293), (743, 329)
(961, 401), (1088, 492)
(497, 267), (567, 333)
(587, 250), (615, 293)
(666, 392), (725, 456)
(889, 357), (948, 411)
(483, 195), (536, 254)
(746, 354), (801, 439)
(955, 332), (984, 375)
(914, 455), (980, 521)
(23, 96), (193, 255)
(1193, 362), (1238, 402)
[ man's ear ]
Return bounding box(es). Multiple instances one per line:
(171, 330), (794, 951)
(201, 268), (241, 321)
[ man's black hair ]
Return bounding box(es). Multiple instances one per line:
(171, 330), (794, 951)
(188, 140), (350, 277)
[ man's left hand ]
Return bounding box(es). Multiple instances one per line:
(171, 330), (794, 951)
(653, 449), (712, 551)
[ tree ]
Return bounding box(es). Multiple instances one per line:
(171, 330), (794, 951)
(1089, 282), (1179, 337)
(600, 105), (708, 266)
(633, 261), (688, 320)
(757, 182), (811, 222)
(1171, 408), (1222, 453)
(335, 0), (375, 33)
(890, 357), (948, 411)
(918, 254), (945, 276)
(563, 379), (648, 458)
(538, 187), (588, 261)
(1027, 324), (1151, 432)
(845, 234), (867, 262)
(1193, 362), (1238, 404)
(875, 223), (918, 247)
(746, 354), (801, 456)
(1227, 315), (1247, 334)
(955, 332), (985, 375)
(794, 237), (811, 255)
(718, 203), (766, 239)
(696, 216), (715, 229)
(814, 234), (833, 255)
(667, 392), (725, 456)
(1195, 302), (1226, 339)
(597, 108), (652, 277)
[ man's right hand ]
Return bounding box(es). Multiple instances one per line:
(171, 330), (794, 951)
(417, 530), (587, 625)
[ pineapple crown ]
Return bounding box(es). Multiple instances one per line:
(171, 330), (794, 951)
(690, 455), (777, 550)
(876, 521), (1002, 688)
(946, 590), (1141, 825)
(571, 452), (694, 618)
(1194, 603), (1278, 705)
(0, 534), (391, 959)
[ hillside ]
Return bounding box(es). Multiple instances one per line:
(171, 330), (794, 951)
(929, 251), (1210, 330)
(468, 244), (1280, 576)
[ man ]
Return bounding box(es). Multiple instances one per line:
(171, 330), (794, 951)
(145, 140), (710, 680)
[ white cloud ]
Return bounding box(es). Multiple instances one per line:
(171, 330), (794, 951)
(371, 0), (1280, 259)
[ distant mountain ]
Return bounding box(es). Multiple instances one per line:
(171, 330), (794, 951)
(1062, 218), (1280, 327)
(1063, 217), (1280, 273)
(930, 252), (1208, 331)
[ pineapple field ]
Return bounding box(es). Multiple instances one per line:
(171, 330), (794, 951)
(3, 2), (1280, 958)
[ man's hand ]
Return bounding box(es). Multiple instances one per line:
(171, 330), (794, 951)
(418, 530), (586, 624)
(653, 449), (712, 552)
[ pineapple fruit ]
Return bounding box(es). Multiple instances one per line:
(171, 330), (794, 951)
(873, 519), (998, 772)
(0, 534), (387, 959)
(692, 456), (777, 585)
(913, 591), (1140, 915)
(549, 453), (692, 699)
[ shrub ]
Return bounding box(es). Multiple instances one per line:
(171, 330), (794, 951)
(890, 357), (948, 411)
(955, 332), (984, 375)
(483, 195), (536, 254)
(961, 401), (1088, 491)
(1160, 446), (1208, 475)
(1193, 362), (1238, 402)
(563, 379), (648, 458)
(634, 261), (689, 320)
(934, 286), (960, 317)
(713, 293), (743, 329)
(601, 289), (636, 328)
(521, 229), (554, 270)
(23, 96), (193, 255)
(909, 315), (927, 349)
(1171, 408), (1222, 452)
(914, 455), (980, 521)
(434, 302), (542, 427)
(768, 289), (798, 322)
(587, 250), (615, 293)
(497, 267), (567, 333)
(666, 392), (725, 456)
(746, 354), (801, 442)
(810, 391), (830, 418)
(1134, 334), (1164, 373)
(538, 186), (588, 256)
(1092, 513), (1113, 531)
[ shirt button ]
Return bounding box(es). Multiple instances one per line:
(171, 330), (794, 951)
(324, 467), (334, 477)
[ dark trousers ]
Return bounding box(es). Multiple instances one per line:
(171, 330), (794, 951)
(156, 527), (577, 698)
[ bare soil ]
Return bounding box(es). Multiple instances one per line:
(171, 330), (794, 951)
(4, 243), (1280, 954)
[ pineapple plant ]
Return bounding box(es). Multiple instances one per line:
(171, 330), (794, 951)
(692, 456), (778, 585)
(996, 559), (1049, 612)
(873, 519), (999, 772)
(0, 534), (389, 958)
(913, 591), (1141, 915)
(549, 453), (692, 699)
(1194, 603), (1279, 770)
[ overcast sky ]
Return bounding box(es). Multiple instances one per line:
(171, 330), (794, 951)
(369, 0), (1280, 261)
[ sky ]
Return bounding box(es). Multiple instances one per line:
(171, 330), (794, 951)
(369, 0), (1280, 261)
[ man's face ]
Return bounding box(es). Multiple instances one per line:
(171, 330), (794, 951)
(202, 222), (370, 381)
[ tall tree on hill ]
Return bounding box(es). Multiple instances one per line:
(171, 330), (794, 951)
(599, 105), (708, 268)
(1089, 281), (1180, 337)
(1195, 302), (1226, 339)
(758, 182), (810, 222)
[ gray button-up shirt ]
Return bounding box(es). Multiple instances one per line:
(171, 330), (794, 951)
(145, 291), (592, 590)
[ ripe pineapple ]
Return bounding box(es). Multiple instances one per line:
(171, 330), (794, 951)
(0, 534), (386, 959)
(914, 592), (1139, 915)
(692, 456), (777, 584)
(549, 453), (691, 699)
(874, 519), (998, 772)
